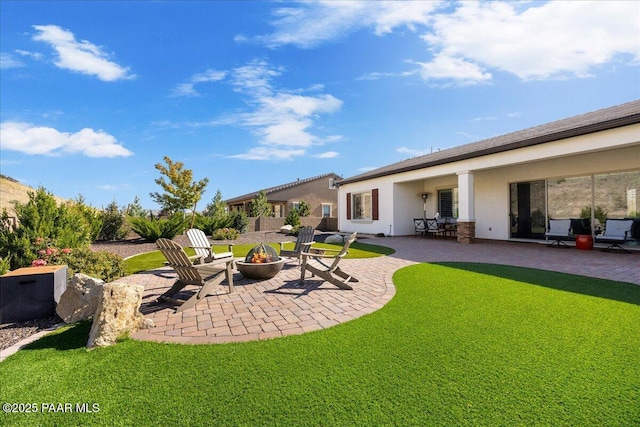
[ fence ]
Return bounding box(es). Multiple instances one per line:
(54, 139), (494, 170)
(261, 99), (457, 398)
(248, 216), (338, 232)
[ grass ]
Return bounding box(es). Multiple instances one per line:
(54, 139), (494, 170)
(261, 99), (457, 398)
(1, 263), (638, 426)
(124, 241), (395, 275)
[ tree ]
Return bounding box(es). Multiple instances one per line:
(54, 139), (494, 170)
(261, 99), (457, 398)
(149, 156), (209, 214)
(296, 200), (311, 217)
(126, 196), (147, 218)
(250, 190), (272, 217)
(203, 189), (227, 218)
(98, 200), (128, 241)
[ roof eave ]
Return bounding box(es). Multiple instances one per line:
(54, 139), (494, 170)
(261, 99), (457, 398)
(338, 113), (640, 186)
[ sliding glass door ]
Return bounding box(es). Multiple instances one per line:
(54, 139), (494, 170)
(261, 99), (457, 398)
(509, 180), (546, 239)
(509, 170), (639, 243)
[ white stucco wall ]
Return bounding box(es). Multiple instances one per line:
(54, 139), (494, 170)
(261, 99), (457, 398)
(338, 124), (640, 239)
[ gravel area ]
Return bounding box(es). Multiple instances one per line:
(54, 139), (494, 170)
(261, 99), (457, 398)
(0, 231), (313, 352)
(0, 316), (62, 351)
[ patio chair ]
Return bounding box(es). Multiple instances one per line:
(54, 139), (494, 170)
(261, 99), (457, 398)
(279, 225), (316, 265)
(298, 232), (359, 290)
(545, 219), (572, 247)
(156, 238), (235, 312)
(425, 218), (446, 238)
(595, 219), (634, 253)
(413, 218), (426, 237)
(186, 228), (234, 264)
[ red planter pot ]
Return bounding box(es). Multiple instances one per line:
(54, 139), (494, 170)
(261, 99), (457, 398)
(575, 234), (593, 251)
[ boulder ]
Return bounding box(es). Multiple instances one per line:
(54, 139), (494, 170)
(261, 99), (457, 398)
(87, 283), (153, 348)
(324, 234), (344, 244)
(56, 273), (105, 323)
(280, 225), (294, 234)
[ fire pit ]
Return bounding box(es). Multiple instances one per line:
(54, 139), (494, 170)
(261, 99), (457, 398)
(236, 244), (285, 280)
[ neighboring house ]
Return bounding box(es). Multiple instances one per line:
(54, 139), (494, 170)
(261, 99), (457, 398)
(226, 173), (341, 218)
(337, 100), (640, 247)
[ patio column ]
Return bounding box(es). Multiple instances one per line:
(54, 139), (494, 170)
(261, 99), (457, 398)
(457, 171), (475, 244)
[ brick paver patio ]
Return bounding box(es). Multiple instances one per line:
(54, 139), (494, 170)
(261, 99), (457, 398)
(117, 237), (639, 345)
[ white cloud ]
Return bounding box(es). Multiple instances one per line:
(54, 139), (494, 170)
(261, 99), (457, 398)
(0, 122), (133, 158)
(397, 146), (429, 157)
(32, 25), (135, 81)
(314, 151), (340, 159)
(1, 52), (24, 69)
(414, 54), (492, 86)
(258, 1), (638, 86)
(421, 1), (640, 83)
(251, 1), (442, 48)
(228, 146), (305, 161)
(171, 69), (227, 97)
(97, 184), (131, 191)
(357, 69), (418, 81)
(221, 59), (343, 160)
(16, 49), (44, 61)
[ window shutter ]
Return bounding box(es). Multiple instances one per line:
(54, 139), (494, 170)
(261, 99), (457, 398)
(346, 193), (351, 220)
(372, 188), (379, 221)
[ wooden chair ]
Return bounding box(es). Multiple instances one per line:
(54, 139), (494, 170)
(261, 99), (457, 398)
(279, 226), (316, 264)
(156, 238), (235, 312)
(186, 228), (234, 264)
(298, 232), (358, 290)
(545, 219), (572, 247)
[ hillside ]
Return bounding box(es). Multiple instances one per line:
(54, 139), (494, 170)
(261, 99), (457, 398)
(0, 175), (68, 218)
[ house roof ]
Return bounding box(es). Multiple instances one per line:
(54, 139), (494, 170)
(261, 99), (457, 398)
(225, 172), (341, 204)
(339, 100), (640, 186)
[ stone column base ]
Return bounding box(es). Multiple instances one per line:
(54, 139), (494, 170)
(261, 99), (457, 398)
(457, 221), (475, 244)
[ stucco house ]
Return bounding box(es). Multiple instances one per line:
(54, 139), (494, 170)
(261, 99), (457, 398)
(336, 100), (640, 248)
(226, 173), (340, 219)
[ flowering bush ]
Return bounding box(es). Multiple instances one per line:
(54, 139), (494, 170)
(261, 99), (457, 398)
(27, 237), (125, 282)
(30, 237), (71, 267)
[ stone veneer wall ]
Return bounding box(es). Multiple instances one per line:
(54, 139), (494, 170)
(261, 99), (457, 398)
(456, 221), (475, 244)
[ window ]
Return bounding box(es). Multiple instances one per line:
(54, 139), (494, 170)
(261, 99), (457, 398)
(437, 188), (458, 218)
(347, 189), (378, 221)
(322, 204), (332, 217)
(352, 192), (372, 220)
(292, 202), (301, 211)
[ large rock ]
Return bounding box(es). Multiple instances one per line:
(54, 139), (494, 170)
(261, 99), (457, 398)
(87, 283), (153, 348)
(324, 234), (345, 244)
(56, 274), (105, 323)
(280, 225), (293, 234)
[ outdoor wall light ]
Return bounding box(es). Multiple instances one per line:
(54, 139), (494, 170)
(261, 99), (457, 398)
(421, 193), (430, 200)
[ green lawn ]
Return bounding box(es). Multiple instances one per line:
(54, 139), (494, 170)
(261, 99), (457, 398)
(124, 241), (395, 275)
(1, 263), (638, 426)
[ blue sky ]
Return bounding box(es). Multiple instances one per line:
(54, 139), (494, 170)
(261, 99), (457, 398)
(1, 1), (639, 210)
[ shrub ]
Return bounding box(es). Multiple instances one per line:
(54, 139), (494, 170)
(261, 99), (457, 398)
(30, 241), (126, 282)
(193, 213), (234, 236)
(211, 227), (240, 240)
(72, 195), (104, 242)
(129, 214), (188, 241)
(0, 256), (10, 275)
(98, 201), (128, 241)
(284, 208), (300, 228)
(0, 188), (96, 270)
(229, 209), (248, 233)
